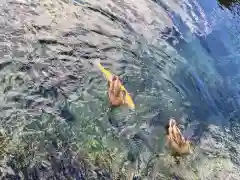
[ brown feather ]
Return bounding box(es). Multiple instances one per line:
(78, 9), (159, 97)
(165, 118), (192, 157)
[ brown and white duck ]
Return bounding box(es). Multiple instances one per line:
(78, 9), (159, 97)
(107, 75), (126, 107)
(165, 118), (192, 157)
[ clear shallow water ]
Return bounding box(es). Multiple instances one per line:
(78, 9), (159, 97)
(0, 0), (240, 179)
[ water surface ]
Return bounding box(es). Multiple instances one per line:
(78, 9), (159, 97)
(0, 0), (240, 179)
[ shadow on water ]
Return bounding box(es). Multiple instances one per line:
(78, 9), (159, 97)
(218, 0), (238, 9)
(1, 0), (240, 179)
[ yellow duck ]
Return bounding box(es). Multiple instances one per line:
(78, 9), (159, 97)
(165, 118), (192, 158)
(95, 61), (135, 109)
